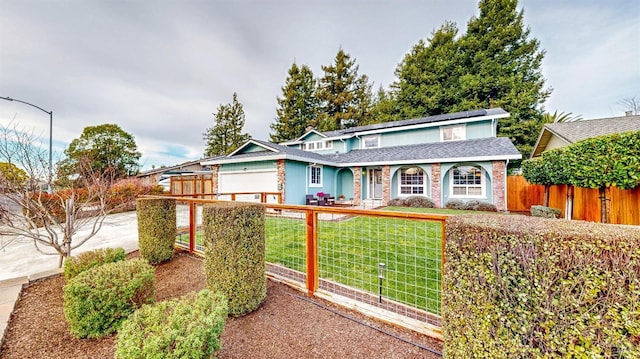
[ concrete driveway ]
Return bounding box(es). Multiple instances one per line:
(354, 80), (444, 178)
(0, 211), (139, 281)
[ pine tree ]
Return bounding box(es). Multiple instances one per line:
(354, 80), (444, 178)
(203, 93), (250, 157)
(394, 21), (463, 120)
(316, 49), (374, 131)
(269, 63), (319, 143)
(458, 0), (550, 157)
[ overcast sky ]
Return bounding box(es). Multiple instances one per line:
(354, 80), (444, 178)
(1, 0), (638, 171)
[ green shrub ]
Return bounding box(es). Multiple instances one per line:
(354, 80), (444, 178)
(387, 197), (405, 206)
(203, 202), (266, 316)
(115, 289), (228, 359)
(472, 201), (497, 212)
(530, 205), (561, 218)
(137, 198), (176, 264)
(63, 258), (155, 338)
(63, 247), (126, 280)
(443, 214), (640, 358)
(403, 195), (435, 208)
(445, 199), (465, 210)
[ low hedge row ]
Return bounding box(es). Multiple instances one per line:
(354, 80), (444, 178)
(530, 205), (561, 218)
(445, 199), (497, 212)
(63, 258), (156, 338)
(203, 202), (266, 316)
(388, 195), (435, 208)
(63, 247), (126, 280)
(115, 289), (228, 359)
(443, 214), (640, 357)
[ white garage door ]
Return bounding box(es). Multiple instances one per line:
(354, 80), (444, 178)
(218, 170), (278, 194)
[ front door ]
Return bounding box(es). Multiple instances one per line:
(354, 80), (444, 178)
(368, 168), (382, 198)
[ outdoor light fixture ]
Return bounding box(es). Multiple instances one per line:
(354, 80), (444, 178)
(378, 262), (385, 303)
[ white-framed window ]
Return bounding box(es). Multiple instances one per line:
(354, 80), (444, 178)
(303, 140), (333, 151)
(309, 165), (322, 187)
(399, 167), (426, 195)
(362, 135), (380, 148)
(450, 165), (484, 197)
(441, 125), (466, 141)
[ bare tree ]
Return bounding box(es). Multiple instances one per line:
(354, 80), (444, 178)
(0, 121), (135, 267)
(618, 96), (639, 115)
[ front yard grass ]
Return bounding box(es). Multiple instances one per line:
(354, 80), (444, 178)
(177, 213), (443, 315)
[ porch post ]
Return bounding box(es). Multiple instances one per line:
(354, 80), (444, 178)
(491, 160), (506, 211)
(382, 165), (390, 206)
(353, 166), (362, 206)
(431, 164), (442, 208)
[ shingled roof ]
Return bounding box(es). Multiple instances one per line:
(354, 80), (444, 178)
(202, 137), (521, 167)
(531, 114), (640, 157)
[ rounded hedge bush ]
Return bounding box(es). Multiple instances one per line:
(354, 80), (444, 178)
(404, 195), (435, 208)
(63, 258), (155, 338)
(63, 247), (126, 280)
(137, 198), (176, 264)
(445, 199), (465, 210)
(115, 289), (228, 359)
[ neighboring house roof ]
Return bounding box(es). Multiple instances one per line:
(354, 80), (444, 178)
(136, 158), (213, 177)
(201, 137), (521, 167)
(531, 114), (640, 158)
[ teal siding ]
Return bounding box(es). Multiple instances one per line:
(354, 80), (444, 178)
(381, 127), (440, 146)
(465, 120), (494, 139)
(336, 169), (354, 199)
(284, 161), (308, 205)
(303, 133), (325, 141)
(219, 161), (276, 172)
(239, 144), (273, 153)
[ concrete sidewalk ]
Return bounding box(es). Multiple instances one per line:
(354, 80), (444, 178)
(0, 211), (139, 347)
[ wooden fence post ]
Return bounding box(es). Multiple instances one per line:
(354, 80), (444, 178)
(305, 210), (318, 296)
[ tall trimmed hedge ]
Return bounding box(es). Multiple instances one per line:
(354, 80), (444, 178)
(63, 258), (155, 338)
(443, 214), (640, 358)
(137, 197), (176, 264)
(203, 202), (266, 316)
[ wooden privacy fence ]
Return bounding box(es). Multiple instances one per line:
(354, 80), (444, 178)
(507, 175), (640, 225)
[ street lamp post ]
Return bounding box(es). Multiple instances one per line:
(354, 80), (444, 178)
(0, 96), (53, 193)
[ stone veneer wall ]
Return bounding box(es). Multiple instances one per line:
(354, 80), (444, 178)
(211, 165), (219, 193)
(277, 159), (285, 204)
(382, 165), (390, 206)
(491, 160), (506, 211)
(431, 164), (441, 208)
(353, 166), (362, 205)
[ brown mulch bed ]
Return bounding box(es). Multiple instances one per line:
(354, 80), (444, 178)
(1, 251), (442, 358)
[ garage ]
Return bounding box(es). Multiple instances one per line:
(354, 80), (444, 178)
(218, 170), (278, 194)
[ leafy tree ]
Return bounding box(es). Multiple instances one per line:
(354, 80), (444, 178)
(270, 63), (319, 142)
(203, 93), (250, 157)
(387, 21), (462, 120)
(1, 121), (137, 267)
(316, 49), (374, 131)
(377, 0), (550, 161)
(0, 162), (27, 188)
(458, 0), (550, 157)
(58, 124), (141, 181)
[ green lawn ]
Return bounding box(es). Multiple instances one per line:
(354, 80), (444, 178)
(265, 215), (442, 314)
(178, 214), (443, 315)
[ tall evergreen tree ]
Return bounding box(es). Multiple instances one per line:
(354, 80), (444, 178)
(270, 63), (319, 142)
(389, 21), (462, 120)
(316, 49), (374, 131)
(457, 0), (550, 157)
(203, 93), (250, 157)
(378, 0), (550, 159)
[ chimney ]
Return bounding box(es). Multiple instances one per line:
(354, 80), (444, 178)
(625, 111), (633, 116)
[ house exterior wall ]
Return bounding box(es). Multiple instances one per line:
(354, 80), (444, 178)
(441, 161), (494, 206)
(389, 164), (432, 200)
(284, 161), (308, 205)
(546, 135), (569, 152)
(465, 120), (494, 139)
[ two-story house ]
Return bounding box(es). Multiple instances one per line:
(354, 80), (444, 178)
(200, 108), (521, 210)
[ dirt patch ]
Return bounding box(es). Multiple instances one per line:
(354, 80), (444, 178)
(1, 251), (442, 358)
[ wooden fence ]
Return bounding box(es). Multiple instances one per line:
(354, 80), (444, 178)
(507, 176), (640, 225)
